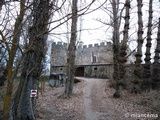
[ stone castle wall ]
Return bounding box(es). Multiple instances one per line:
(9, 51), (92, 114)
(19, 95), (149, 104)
(51, 41), (113, 66)
(50, 41), (114, 78)
(50, 42), (68, 67)
(50, 41), (135, 78)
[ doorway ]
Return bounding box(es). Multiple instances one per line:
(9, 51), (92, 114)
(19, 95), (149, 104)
(75, 67), (84, 77)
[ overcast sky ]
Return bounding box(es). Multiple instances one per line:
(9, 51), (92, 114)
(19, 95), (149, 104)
(49, 0), (160, 47)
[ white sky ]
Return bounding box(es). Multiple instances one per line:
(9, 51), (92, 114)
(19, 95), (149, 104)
(1, 0), (160, 50)
(49, 0), (109, 45)
(49, 0), (160, 46)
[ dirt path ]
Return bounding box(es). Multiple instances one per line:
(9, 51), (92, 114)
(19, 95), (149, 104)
(81, 77), (117, 120)
(79, 77), (158, 120)
(83, 78), (98, 120)
(37, 77), (159, 120)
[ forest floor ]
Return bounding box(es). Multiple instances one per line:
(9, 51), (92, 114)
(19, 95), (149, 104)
(36, 77), (160, 120)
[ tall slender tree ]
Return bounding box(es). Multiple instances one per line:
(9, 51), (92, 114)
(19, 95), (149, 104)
(142, 0), (153, 91)
(113, 0), (130, 98)
(152, 18), (160, 89)
(132, 0), (144, 94)
(65, 0), (78, 97)
(110, 0), (120, 98)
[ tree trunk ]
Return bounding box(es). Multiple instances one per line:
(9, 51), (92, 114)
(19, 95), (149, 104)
(114, 0), (130, 98)
(132, 0), (143, 94)
(142, 0), (153, 92)
(3, 0), (26, 119)
(119, 0), (130, 80)
(65, 0), (78, 97)
(152, 18), (160, 89)
(9, 0), (51, 119)
(111, 0), (121, 98)
(9, 72), (38, 120)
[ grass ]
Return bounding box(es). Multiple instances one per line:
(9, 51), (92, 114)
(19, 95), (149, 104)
(40, 75), (49, 82)
(0, 75), (49, 109)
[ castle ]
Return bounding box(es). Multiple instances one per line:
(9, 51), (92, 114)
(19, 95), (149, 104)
(50, 41), (134, 78)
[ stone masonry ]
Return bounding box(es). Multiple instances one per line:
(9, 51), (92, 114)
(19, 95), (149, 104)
(50, 41), (135, 78)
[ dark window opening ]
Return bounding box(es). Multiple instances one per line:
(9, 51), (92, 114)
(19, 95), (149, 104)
(94, 67), (97, 71)
(92, 55), (97, 63)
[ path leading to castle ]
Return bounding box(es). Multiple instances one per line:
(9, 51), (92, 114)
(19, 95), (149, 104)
(83, 77), (111, 120)
(82, 77), (127, 120)
(37, 77), (156, 120)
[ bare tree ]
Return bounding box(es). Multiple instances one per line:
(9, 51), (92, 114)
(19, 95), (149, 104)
(152, 18), (160, 89)
(132, 0), (144, 94)
(111, 0), (120, 83)
(113, 0), (130, 98)
(142, 0), (153, 91)
(2, 0), (26, 119)
(9, 0), (53, 119)
(64, 0), (78, 97)
(97, 0), (125, 98)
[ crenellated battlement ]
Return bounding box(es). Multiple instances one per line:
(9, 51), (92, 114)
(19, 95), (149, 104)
(51, 41), (68, 47)
(77, 42), (112, 49)
(50, 41), (114, 71)
(52, 41), (112, 49)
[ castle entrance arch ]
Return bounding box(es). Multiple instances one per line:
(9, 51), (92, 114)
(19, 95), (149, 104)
(75, 67), (84, 77)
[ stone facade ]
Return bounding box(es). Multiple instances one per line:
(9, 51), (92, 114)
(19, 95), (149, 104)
(50, 41), (68, 67)
(75, 42), (113, 65)
(50, 41), (135, 78)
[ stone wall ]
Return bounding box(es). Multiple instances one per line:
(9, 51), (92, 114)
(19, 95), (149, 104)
(51, 41), (113, 67)
(50, 64), (113, 79)
(84, 64), (113, 78)
(75, 42), (113, 65)
(51, 66), (67, 75)
(51, 42), (67, 66)
(50, 41), (135, 78)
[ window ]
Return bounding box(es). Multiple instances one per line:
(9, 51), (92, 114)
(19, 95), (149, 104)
(94, 67), (97, 70)
(92, 55), (97, 63)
